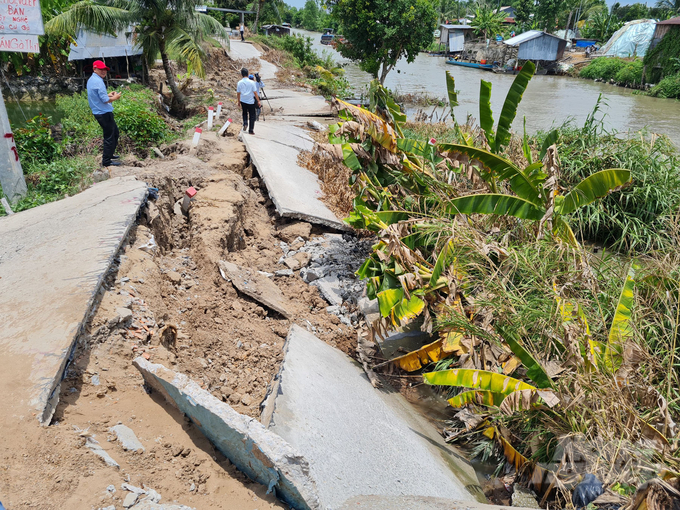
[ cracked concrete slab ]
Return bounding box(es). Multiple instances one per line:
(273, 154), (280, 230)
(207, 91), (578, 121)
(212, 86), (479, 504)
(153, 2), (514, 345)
(133, 357), (322, 510)
(264, 325), (486, 509)
(241, 121), (347, 230)
(0, 176), (147, 426)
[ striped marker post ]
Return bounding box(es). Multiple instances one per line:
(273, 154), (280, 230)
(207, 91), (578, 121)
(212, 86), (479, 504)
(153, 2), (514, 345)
(192, 128), (202, 148)
(207, 107), (214, 130)
(218, 118), (232, 136)
(216, 102), (223, 119)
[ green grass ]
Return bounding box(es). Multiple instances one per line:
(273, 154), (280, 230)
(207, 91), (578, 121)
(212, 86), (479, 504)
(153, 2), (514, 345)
(579, 57), (644, 88)
(648, 72), (680, 99)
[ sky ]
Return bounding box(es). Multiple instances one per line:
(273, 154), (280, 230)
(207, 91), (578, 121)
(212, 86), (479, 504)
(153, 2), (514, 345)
(285, 0), (308, 8)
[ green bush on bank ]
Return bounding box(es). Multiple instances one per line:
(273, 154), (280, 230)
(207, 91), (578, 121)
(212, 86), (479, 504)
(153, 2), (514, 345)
(579, 57), (643, 87)
(648, 72), (680, 99)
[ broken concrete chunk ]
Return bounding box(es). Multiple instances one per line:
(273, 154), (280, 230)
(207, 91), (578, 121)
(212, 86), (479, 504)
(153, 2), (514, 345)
(85, 437), (119, 468)
(275, 269), (294, 277)
(218, 260), (293, 319)
(115, 307), (133, 324)
(292, 252), (311, 268)
(312, 276), (343, 307)
(140, 489), (161, 504)
(123, 492), (139, 508)
(283, 257), (301, 271)
(132, 357), (322, 510)
(277, 222), (312, 243)
(110, 424), (145, 453)
(357, 297), (379, 317)
(300, 267), (321, 283)
(130, 503), (194, 510)
(122, 483), (147, 494)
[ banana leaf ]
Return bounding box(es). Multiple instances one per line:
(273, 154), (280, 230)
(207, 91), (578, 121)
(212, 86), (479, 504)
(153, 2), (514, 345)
(335, 98), (398, 152)
(430, 239), (455, 286)
(604, 262), (637, 367)
(522, 117), (532, 165)
(558, 169), (631, 215)
(446, 70), (458, 122)
(479, 80), (495, 149)
(389, 338), (451, 372)
(445, 193), (545, 221)
(449, 389), (505, 408)
(397, 138), (428, 156)
(539, 129), (559, 160)
(501, 329), (554, 389)
(377, 288), (403, 317)
(342, 143), (362, 172)
(438, 144), (541, 205)
(423, 368), (536, 394)
(494, 61), (535, 153)
(499, 389), (560, 415)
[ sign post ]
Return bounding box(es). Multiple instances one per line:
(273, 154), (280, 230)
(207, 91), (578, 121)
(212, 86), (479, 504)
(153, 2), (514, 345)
(0, 0), (44, 203)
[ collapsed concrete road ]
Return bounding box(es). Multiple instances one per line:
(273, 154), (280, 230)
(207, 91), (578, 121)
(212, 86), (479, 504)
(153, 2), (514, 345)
(241, 121), (347, 230)
(262, 325), (486, 509)
(0, 176), (147, 425)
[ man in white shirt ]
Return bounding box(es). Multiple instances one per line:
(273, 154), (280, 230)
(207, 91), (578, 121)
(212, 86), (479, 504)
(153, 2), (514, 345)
(240, 22), (244, 41)
(236, 68), (261, 135)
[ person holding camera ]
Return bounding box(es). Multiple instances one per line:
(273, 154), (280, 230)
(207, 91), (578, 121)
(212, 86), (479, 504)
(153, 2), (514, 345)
(87, 60), (122, 167)
(236, 67), (261, 135)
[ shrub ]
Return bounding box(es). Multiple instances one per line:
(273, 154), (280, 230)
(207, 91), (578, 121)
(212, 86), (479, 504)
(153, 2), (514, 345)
(254, 34), (321, 68)
(648, 72), (680, 99)
(14, 113), (59, 165)
(643, 28), (680, 83)
(579, 57), (626, 82)
(613, 59), (643, 87)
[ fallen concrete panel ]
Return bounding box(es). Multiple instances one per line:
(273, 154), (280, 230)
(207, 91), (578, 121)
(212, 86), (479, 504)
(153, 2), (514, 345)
(0, 176), (147, 425)
(228, 40), (278, 80)
(262, 88), (332, 117)
(133, 357), (322, 510)
(264, 325), (486, 509)
(241, 121), (347, 230)
(110, 424), (145, 452)
(218, 260), (293, 318)
(338, 495), (532, 510)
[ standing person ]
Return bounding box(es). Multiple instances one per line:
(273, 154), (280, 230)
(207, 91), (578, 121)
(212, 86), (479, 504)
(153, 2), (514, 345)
(250, 73), (265, 120)
(240, 22), (245, 41)
(236, 68), (261, 135)
(87, 60), (122, 167)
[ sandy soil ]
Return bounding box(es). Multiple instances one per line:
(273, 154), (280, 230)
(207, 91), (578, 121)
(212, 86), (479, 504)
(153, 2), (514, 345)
(0, 76), (357, 509)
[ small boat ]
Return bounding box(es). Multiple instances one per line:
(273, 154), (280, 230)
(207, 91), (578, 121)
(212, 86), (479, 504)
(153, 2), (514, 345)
(446, 59), (494, 71)
(320, 28), (335, 45)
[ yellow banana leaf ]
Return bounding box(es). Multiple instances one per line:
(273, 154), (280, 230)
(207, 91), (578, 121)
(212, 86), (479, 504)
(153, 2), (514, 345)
(499, 389), (560, 415)
(423, 369), (536, 395)
(554, 283), (600, 367)
(335, 98), (398, 152)
(441, 331), (467, 354)
(388, 338), (451, 372)
(604, 262), (638, 370)
(502, 356), (521, 375)
(449, 390), (505, 408)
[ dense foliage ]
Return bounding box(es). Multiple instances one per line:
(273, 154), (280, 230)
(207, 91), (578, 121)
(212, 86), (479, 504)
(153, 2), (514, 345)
(644, 27), (680, 84)
(648, 72), (680, 98)
(579, 57), (644, 87)
(328, 0), (437, 84)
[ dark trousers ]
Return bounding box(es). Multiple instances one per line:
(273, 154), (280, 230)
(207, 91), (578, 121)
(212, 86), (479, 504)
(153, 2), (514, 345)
(241, 101), (256, 133)
(240, 30), (244, 41)
(94, 112), (119, 166)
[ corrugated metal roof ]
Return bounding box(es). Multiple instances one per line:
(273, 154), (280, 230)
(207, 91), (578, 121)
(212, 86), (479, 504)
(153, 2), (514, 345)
(504, 30), (565, 46)
(68, 28), (142, 61)
(439, 24), (474, 30)
(657, 16), (680, 25)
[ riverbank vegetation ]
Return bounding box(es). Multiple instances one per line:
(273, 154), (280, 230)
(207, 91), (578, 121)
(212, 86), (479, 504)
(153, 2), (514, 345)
(322, 67), (680, 508)
(0, 85), (177, 215)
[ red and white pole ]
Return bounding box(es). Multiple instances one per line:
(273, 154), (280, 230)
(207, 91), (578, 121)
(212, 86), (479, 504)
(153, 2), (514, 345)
(192, 128), (202, 148)
(216, 102), (223, 119)
(207, 107), (214, 130)
(218, 118), (233, 136)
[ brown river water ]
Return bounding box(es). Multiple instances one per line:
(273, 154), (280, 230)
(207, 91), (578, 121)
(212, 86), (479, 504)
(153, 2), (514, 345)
(294, 29), (680, 148)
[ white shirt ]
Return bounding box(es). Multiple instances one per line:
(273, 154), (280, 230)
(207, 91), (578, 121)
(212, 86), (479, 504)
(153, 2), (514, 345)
(237, 77), (257, 104)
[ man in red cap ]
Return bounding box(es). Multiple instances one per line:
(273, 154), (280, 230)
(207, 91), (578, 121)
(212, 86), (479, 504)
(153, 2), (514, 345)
(87, 60), (122, 167)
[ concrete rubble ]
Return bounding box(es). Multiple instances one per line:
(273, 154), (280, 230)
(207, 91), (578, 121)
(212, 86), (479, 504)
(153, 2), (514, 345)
(132, 356), (322, 510)
(97, 483), (192, 510)
(218, 260), (293, 319)
(110, 424), (145, 453)
(0, 176), (148, 426)
(86, 437), (120, 468)
(263, 325), (486, 509)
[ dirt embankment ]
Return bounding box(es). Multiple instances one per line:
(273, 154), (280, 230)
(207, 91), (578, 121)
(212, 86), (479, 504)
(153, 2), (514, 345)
(1, 123), (359, 509)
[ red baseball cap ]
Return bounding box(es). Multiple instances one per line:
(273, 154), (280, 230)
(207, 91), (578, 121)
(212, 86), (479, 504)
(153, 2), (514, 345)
(92, 60), (109, 70)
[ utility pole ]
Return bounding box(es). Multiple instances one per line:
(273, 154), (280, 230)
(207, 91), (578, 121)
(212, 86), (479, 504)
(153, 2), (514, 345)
(0, 0), (45, 204)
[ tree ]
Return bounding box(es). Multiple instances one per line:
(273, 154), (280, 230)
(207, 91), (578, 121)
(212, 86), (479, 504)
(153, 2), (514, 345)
(329, 0), (437, 84)
(471, 6), (506, 39)
(514, 0), (535, 30)
(45, 0), (227, 107)
(301, 0), (321, 30)
(535, 0), (566, 31)
(656, 0), (680, 14)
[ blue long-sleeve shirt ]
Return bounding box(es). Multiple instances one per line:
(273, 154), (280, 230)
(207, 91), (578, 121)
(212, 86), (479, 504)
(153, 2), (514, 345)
(87, 73), (113, 115)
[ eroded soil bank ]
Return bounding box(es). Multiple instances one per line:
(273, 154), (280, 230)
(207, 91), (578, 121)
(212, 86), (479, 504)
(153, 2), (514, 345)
(0, 121), (364, 508)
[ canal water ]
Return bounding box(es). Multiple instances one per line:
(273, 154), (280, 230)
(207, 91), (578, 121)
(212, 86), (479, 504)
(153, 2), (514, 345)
(294, 29), (680, 148)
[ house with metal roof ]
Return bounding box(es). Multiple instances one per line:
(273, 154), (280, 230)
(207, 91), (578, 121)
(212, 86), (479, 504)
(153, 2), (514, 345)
(503, 30), (568, 61)
(262, 24), (291, 37)
(650, 16), (680, 51)
(68, 28), (143, 81)
(438, 24), (476, 53)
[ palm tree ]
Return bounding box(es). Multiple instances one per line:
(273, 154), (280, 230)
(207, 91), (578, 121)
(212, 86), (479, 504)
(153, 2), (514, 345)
(655, 0), (680, 14)
(45, 0), (227, 106)
(471, 6), (506, 39)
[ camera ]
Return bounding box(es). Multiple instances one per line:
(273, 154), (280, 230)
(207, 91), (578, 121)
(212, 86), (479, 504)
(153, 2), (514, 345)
(255, 72), (261, 83)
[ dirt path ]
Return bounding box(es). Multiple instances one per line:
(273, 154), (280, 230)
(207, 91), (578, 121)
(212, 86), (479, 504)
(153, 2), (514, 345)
(0, 48), (361, 510)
